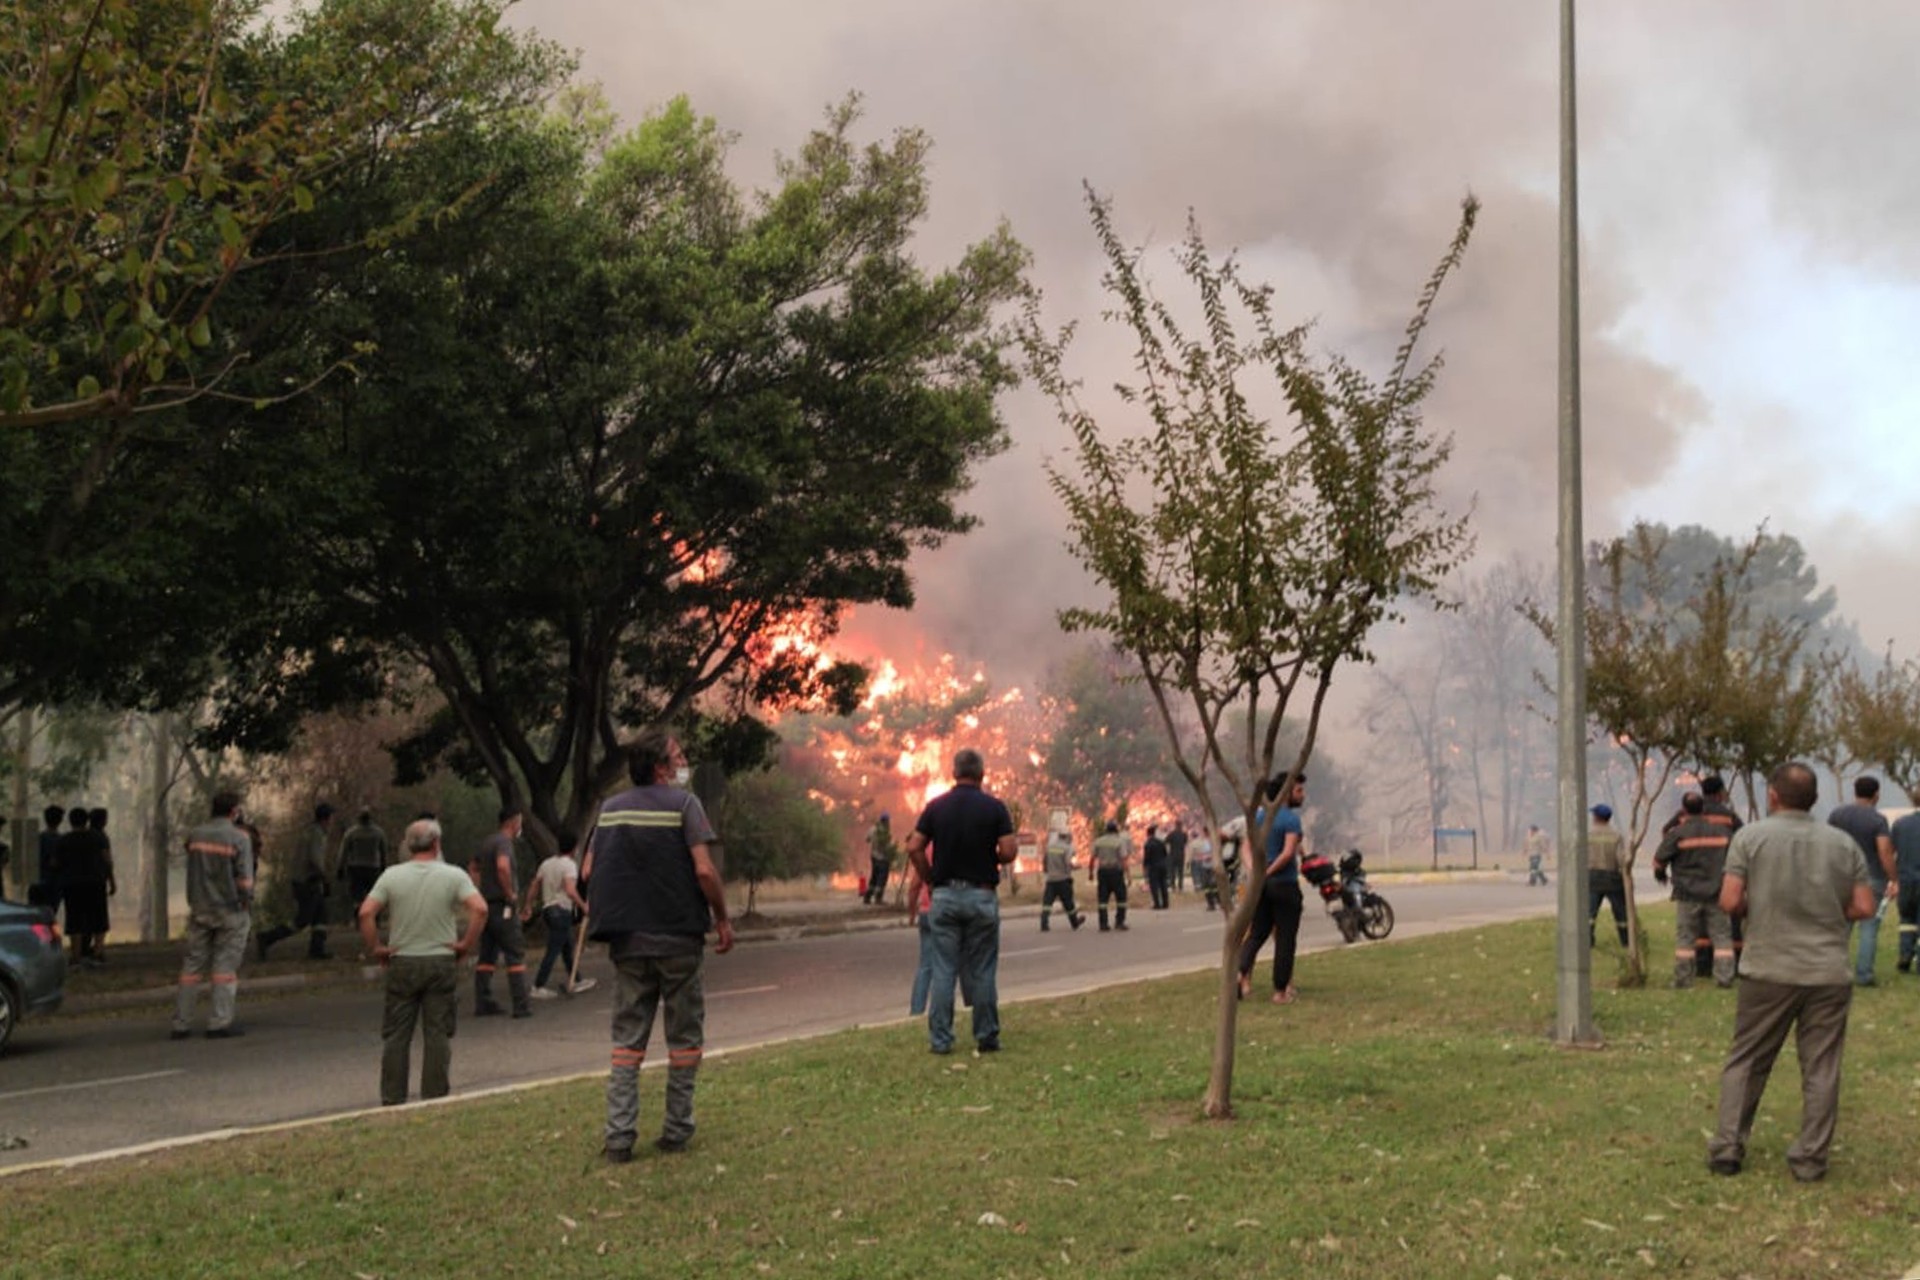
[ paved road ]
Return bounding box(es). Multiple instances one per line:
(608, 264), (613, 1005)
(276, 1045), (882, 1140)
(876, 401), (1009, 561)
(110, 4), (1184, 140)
(0, 877), (1563, 1169)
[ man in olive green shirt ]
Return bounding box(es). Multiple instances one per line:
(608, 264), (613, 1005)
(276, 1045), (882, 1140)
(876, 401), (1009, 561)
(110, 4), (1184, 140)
(358, 819), (487, 1106)
(1708, 762), (1875, 1182)
(1586, 804), (1628, 948)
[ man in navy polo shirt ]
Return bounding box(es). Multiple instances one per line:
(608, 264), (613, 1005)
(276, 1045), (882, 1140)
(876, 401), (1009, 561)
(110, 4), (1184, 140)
(905, 748), (1017, 1055)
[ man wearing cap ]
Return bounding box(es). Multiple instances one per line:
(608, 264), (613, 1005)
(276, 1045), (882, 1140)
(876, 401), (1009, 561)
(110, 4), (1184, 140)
(1653, 792), (1735, 987)
(862, 814), (896, 905)
(1826, 776), (1897, 987)
(1708, 762), (1875, 1181)
(1587, 803), (1629, 948)
(170, 792), (256, 1039)
(258, 802), (336, 960)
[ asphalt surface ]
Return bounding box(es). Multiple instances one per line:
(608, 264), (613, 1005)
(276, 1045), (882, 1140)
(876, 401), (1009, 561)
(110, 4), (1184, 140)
(0, 875), (1563, 1171)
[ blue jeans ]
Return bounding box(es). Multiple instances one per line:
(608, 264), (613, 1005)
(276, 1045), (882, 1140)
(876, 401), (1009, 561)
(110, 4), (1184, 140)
(535, 905), (576, 989)
(927, 885), (1000, 1052)
(909, 911), (934, 1015)
(1854, 884), (1887, 981)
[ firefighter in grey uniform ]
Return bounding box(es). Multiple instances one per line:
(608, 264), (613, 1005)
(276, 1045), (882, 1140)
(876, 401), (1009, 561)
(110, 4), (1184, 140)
(585, 730), (735, 1161)
(171, 791), (256, 1039)
(1090, 821), (1130, 932)
(1039, 826), (1086, 931)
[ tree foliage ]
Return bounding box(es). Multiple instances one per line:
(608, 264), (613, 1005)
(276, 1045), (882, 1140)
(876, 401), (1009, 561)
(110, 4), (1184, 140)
(1026, 188), (1476, 1117)
(709, 763), (848, 916)
(1037, 643), (1172, 826)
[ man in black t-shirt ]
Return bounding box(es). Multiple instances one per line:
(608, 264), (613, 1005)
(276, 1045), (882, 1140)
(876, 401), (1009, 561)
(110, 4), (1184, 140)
(905, 749), (1016, 1056)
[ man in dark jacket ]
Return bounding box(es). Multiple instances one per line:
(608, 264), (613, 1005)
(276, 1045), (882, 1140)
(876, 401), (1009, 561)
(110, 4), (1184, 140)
(585, 730), (734, 1162)
(1653, 792), (1735, 988)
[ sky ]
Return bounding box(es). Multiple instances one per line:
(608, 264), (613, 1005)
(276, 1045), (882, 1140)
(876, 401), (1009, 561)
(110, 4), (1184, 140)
(507, 0), (1920, 684)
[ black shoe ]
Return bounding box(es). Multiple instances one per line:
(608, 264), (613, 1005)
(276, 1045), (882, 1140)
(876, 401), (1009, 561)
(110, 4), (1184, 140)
(1115, 923), (1130, 931)
(169, 1029), (191, 1041)
(205, 1026), (245, 1039)
(511, 1008), (533, 1019)
(1070, 914), (1085, 931)
(1707, 1157), (1742, 1176)
(603, 1146), (633, 1165)
(474, 1004), (505, 1017)
(654, 1136), (689, 1154)
(976, 1039), (1000, 1054)
(1899, 958), (1912, 973)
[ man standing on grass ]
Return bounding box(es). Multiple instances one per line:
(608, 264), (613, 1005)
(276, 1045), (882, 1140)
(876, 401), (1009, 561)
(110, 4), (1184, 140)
(1652, 792), (1735, 988)
(1709, 761), (1875, 1182)
(905, 747), (1017, 1056)
(1586, 804), (1628, 948)
(357, 818), (488, 1106)
(170, 792), (255, 1040)
(1892, 806), (1920, 974)
(586, 730), (734, 1161)
(1826, 775), (1897, 986)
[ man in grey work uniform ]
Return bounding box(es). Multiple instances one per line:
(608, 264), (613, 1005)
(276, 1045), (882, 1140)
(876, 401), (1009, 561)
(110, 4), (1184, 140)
(1827, 775), (1897, 986)
(1708, 761), (1876, 1182)
(586, 730), (735, 1161)
(471, 807), (533, 1018)
(357, 818), (487, 1105)
(1039, 822), (1086, 932)
(171, 792), (256, 1040)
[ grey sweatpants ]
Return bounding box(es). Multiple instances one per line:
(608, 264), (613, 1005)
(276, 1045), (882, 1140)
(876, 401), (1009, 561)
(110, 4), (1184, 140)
(605, 948), (707, 1152)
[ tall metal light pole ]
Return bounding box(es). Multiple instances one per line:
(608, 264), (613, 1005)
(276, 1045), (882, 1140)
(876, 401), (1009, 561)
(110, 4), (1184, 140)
(1555, 0), (1597, 1044)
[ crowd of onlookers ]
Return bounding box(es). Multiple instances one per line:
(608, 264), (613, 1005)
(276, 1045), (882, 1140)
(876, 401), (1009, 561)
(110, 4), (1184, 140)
(10, 803), (120, 967)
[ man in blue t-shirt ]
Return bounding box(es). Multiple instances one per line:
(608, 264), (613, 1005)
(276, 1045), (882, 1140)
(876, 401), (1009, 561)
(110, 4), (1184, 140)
(905, 748), (1017, 1055)
(1827, 776), (1896, 986)
(1236, 772), (1306, 1005)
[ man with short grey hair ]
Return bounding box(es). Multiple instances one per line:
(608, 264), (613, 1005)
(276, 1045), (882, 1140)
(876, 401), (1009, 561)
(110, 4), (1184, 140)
(357, 819), (487, 1106)
(1709, 761), (1876, 1182)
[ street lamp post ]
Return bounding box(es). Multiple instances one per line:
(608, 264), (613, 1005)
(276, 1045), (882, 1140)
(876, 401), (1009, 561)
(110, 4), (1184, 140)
(1555, 0), (1597, 1044)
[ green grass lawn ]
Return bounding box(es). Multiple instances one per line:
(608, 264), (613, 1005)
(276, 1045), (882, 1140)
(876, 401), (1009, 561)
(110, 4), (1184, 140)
(7, 910), (1918, 1279)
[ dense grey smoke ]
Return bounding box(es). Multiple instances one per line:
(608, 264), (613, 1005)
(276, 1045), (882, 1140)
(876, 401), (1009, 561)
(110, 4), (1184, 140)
(518, 0), (1920, 672)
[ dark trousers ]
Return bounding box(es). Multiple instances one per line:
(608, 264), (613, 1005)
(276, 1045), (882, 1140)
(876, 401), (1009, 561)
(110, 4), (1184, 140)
(1040, 878), (1082, 929)
(259, 878), (329, 957)
(1588, 872), (1628, 946)
(475, 902), (530, 1014)
(1899, 880), (1920, 968)
(863, 858), (891, 904)
(1710, 977), (1852, 1178)
(1145, 861), (1170, 909)
(346, 865), (381, 910)
(1238, 877), (1304, 992)
(381, 955), (458, 1105)
(535, 904), (577, 989)
(1170, 854), (1186, 892)
(1095, 867), (1127, 929)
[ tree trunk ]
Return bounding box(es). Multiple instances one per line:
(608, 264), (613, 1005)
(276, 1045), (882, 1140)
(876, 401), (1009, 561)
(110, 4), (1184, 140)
(8, 708), (29, 899)
(142, 714), (173, 942)
(1202, 857), (1263, 1118)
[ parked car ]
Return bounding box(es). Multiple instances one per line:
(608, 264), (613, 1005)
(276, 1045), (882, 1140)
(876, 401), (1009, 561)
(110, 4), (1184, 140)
(0, 898), (66, 1054)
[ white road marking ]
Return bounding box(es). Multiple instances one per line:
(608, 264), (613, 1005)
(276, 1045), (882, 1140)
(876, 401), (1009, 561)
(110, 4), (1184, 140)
(706, 984), (779, 998)
(0, 1069), (184, 1103)
(1001, 946), (1063, 958)
(1183, 924), (1227, 934)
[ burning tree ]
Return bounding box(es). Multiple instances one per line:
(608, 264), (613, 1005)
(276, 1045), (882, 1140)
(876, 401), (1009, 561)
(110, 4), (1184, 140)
(1025, 188), (1476, 1118)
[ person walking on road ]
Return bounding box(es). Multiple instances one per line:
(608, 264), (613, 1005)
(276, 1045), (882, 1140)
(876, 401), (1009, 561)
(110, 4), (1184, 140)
(1892, 806), (1920, 974)
(170, 792), (256, 1040)
(1143, 824), (1171, 910)
(470, 808), (533, 1018)
(526, 830), (596, 998)
(1827, 776), (1897, 986)
(1586, 804), (1629, 948)
(1524, 824), (1550, 886)
(337, 809), (391, 913)
(258, 803), (336, 960)
(357, 818), (488, 1106)
(1090, 820), (1130, 932)
(1236, 773), (1307, 1005)
(1652, 792), (1735, 988)
(1039, 823), (1086, 932)
(585, 730), (735, 1160)
(905, 748), (1017, 1056)
(1708, 761), (1876, 1182)
(863, 814), (897, 905)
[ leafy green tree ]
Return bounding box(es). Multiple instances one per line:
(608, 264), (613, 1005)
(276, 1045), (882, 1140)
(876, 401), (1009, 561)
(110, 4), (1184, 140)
(211, 96), (1031, 856)
(1037, 643), (1172, 826)
(1026, 188), (1476, 1118)
(710, 764), (848, 916)
(1821, 650), (1920, 801)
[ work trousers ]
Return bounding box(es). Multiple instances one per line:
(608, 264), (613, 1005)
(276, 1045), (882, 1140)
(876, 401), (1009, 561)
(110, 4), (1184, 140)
(605, 947), (706, 1152)
(1899, 880), (1920, 968)
(381, 954), (458, 1105)
(1588, 871), (1628, 946)
(173, 907), (251, 1033)
(1709, 977), (1852, 1180)
(1145, 861), (1171, 909)
(1674, 897), (1735, 987)
(1095, 867), (1128, 930)
(864, 858), (891, 904)
(475, 901), (530, 1014)
(1238, 877), (1304, 992)
(1040, 877), (1082, 929)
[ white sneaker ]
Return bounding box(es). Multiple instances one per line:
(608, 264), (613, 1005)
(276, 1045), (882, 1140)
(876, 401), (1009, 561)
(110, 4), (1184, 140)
(528, 985), (559, 1000)
(567, 977), (598, 995)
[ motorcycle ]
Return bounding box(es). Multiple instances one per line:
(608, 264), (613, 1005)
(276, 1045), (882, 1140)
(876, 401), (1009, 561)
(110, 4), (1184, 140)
(1301, 849), (1394, 944)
